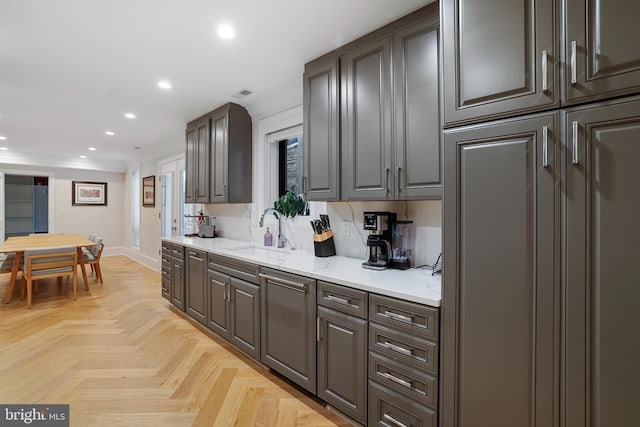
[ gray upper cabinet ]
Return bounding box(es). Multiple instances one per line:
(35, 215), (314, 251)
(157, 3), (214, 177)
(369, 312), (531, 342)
(442, 0), (558, 127)
(185, 117), (210, 203)
(209, 103), (252, 204)
(442, 112), (559, 427)
(394, 18), (441, 199)
(185, 102), (252, 204)
(303, 58), (340, 201)
(562, 96), (640, 427)
(342, 35), (393, 200)
(563, 0), (640, 105)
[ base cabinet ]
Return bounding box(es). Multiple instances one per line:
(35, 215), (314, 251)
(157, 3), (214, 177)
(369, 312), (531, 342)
(186, 248), (207, 326)
(260, 268), (316, 394)
(207, 255), (261, 361)
(162, 243), (185, 311)
(316, 281), (368, 425)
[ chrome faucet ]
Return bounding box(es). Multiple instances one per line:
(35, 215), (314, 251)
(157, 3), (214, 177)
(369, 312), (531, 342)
(259, 208), (286, 248)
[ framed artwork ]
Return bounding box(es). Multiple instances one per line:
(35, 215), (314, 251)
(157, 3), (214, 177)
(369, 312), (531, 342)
(72, 181), (107, 206)
(142, 175), (155, 207)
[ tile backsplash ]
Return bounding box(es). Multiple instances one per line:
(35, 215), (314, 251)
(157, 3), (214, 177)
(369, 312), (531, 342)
(200, 200), (442, 269)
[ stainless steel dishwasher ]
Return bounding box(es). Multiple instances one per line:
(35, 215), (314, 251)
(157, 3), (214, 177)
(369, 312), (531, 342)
(259, 267), (317, 393)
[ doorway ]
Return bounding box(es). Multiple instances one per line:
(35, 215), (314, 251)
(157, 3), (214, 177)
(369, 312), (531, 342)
(4, 174), (50, 238)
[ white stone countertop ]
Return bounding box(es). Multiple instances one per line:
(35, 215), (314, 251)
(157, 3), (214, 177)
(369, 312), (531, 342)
(163, 236), (441, 307)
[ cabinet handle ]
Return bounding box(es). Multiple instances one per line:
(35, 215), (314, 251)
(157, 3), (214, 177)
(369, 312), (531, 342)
(381, 371), (412, 389)
(542, 126), (549, 168)
(383, 413), (408, 427)
(383, 310), (413, 324)
(572, 121), (579, 165)
(382, 341), (413, 357)
(385, 167), (390, 193)
(259, 273), (307, 293)
(325, 294), (350, 306)
(316, 317), (321, 342)
(302, 176), (307, 195)
(226, 283), (231, 302)
(541, 50), (548, 92)
(570, 41), (577, 85)
(397, 166), (402, 194)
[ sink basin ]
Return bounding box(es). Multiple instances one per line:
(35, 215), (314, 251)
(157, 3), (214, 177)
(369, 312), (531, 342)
(226, 245), (289, 257)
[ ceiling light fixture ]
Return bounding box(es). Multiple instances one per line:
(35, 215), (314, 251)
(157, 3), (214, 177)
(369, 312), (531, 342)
(0, 136), (6, 140)
(0, 147), (8, 151)
(88, 147), (97, 151)
(105, 131), (115, 136)
(80, 155), (87, 159)
(158, 80), (172, 89)
(124, 113), (136, 119)
(217, 24), (235, 40)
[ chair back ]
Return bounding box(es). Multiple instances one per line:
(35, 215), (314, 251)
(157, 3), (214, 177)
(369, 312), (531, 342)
(23, 247), (77, 278)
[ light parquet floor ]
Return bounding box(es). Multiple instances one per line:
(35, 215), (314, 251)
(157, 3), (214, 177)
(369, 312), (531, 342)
(0, 255), (354, 427)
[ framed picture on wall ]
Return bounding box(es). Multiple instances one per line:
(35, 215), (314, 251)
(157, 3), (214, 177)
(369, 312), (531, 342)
(72, 181), (107, 206)
(142, 175), (155, 207)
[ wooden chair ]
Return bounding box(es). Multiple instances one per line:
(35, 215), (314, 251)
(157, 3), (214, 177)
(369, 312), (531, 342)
(21, 247), (78, 309)
(83, 242), (104, 284)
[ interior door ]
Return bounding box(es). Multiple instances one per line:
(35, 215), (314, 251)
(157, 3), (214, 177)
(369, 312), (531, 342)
(0, 171), (4, 243)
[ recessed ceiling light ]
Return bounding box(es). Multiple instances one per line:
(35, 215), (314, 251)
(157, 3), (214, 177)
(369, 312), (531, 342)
(80, 155), (87, 159)
(158, 80), (172, 90)
(0, 136), (6, 140)
(88, 147), (97, 151)
(217, 24), (235, 40)
(105, 131), (115, 136)
(0, 147), (8, 151)
(124, 113), (136, 119)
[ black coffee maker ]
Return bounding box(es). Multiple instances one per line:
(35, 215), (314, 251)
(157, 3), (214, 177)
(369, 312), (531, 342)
(362, 211), (396, 270)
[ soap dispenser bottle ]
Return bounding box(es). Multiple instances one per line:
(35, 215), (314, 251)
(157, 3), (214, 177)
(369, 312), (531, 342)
(264, 227), (273, 247)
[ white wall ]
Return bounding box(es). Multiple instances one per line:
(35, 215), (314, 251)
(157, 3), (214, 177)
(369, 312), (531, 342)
(0, 164), (126, 252)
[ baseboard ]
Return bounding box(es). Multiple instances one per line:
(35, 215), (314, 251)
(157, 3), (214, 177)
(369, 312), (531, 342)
(102, 246), (160, 272)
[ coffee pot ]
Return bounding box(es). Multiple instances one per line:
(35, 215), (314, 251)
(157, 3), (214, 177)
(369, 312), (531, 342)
(362, 211), (396, 270)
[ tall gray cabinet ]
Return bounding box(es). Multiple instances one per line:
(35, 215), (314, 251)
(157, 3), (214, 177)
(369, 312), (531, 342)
(441, 1), (640, 426)
(562, 97), (640, 427)
(442, 114), (559, 427)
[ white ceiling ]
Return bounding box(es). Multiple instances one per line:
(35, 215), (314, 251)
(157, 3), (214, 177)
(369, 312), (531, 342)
(0, 0), (432, 172)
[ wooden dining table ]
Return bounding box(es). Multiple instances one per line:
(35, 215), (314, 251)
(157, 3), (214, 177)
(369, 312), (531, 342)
(0, 234), (96, 304)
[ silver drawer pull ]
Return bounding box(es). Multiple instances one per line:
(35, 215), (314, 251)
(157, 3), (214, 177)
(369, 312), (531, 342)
(572, 121), (579, 165)
(381, 371), (412, 389)
(570, 40), (577, 85)
(259, 273), (307, 292)
(383, 413), (408, 427)
(541, 50), (548, 92)
(542, 125), (549, 167)
(325, 294), (350, 305)
(383, 341), (413, 357)
(383, 310), (413, 324)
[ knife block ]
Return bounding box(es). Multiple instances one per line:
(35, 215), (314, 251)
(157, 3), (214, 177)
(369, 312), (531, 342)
(313, 230), (336, 257)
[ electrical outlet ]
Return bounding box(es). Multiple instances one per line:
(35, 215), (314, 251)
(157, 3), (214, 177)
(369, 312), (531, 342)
(342, 221), (350, 236)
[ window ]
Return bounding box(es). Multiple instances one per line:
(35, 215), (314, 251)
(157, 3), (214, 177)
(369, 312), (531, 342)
(278, 135), (304, 196)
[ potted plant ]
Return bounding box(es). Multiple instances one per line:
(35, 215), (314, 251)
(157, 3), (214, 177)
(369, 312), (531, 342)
(274, 191), (307, 219)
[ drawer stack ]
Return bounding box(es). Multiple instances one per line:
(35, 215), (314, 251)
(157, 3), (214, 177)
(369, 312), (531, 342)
(368, 294), (439, 427)
(161, 241), (172, 300)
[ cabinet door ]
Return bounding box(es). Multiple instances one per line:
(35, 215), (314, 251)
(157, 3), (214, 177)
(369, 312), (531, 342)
(564, 0), (640, 105)
(342, 36), (393, 200)
(184, 125), (197, 203)
(317, 306), (367, 424)
(210, 112), (228, 203)
(442, 113), (559, 427)
(207, 269), (230, 339)
(194, 117), (210, 203)
(563, 97), (640, 427)
(171, 260), (185, 311)
(442, 0), (558, 127)
(186, 249), (207, 325)
(303, 58), (340, 201)
(394, 18), (441, 199)
(260, 270), (316, 393)
(229, 277), (260, 361)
